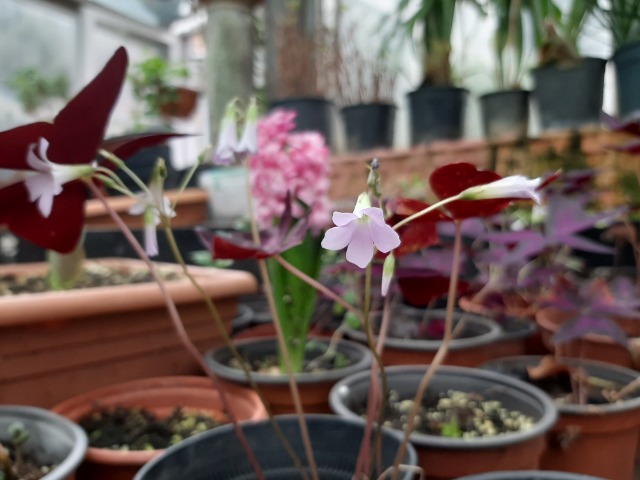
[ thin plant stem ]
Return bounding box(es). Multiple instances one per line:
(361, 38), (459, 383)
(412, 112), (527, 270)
(244, 165), (318, 480)
(390, 220), (464, 480)
(273, 253), (364, 322)
(392, 194), (462, 231)
(99, 149), (151, 195)
(161, 224), (307, 476)
(86, 180), (265, 479)
(354, 264), (389, 479)
(257, 258), (318, 480)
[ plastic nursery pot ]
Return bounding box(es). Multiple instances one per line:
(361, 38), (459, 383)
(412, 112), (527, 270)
(205, 336), (372, 414)
(0, 405), (88, 480)
(479, 89), (530, 141)
(454, 470), (605, 479)
(536, 308), (637, 369)
(134, 414), (418, 480)
(52, 376), (266, 480)
(329, 365), (558, 480)
(340, 102), (396, 151)
(407, 86), (468, 144)
(345, 308), (502, 367)
(481, 356), (640, 480)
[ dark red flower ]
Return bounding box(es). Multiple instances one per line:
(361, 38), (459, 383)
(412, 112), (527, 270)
(429, 163), (512, 219)
(0, 48), (128, 253)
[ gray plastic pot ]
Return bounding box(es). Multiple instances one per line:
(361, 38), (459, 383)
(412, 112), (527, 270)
(481, 355), (640, 480)
(345, 308), (502, 367)
(0, 405), (88, 480)
(455, 470), (605, 480)
(205, 337), (372, 414)
(134, 414), (417, 480)
(330, 365), (558, 480)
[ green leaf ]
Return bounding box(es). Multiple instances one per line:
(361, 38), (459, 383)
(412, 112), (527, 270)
(441, 417), (463, 438)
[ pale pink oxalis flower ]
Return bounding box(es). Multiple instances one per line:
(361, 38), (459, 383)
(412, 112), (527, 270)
(322, 193), (401, 269)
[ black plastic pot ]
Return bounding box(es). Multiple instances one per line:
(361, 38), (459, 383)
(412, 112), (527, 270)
(480, 356), (640, 480)
(344, 308), (502, 367)
(0, 405), (88, 480)
(531, 57), (606, 131)
(612, 40), (640, 121)
(134, 414), (418, 480)
(330, 365), (558, 479)
(340, 103), (396, 151)
(269, 97), (334, 149)
(479, 89), (530, 140)
(455, 470), (605, 479)
(205, 337), (372, 414)
(407, 86), (468, 144)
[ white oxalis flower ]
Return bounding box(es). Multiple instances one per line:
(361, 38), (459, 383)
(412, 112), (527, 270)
(24, 137), (96, 217)
(459, 175), (543, 204)
(129, 186), (175, 257)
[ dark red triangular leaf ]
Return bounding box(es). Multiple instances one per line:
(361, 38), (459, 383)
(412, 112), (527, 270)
(429, 163), (511, 219)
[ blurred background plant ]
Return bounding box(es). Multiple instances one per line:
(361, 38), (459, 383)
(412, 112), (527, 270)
(7, 67), (69, 113)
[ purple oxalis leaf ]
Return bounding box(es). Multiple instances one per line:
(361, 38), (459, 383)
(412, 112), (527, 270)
(552, 313), (628, 347)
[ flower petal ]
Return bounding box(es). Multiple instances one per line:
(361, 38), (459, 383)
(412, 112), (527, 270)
(345, 223), (374, 268)
(332, 211), (357, 227)
(365, 209), (401, 253)
(321, 223), (355, 251)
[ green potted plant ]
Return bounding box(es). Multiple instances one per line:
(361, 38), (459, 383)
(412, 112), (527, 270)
(129, 56), (199, 124)
(7, 67), (69, 114)
(598, 0), (640, 120)
(387, 1), (481, 144)
(529, 0), (605, 131)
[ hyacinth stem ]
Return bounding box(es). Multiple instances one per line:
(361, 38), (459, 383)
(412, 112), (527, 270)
(245, 167), (318, 480)
(87, 181), (265, 480)
(390, 220), (464, 480)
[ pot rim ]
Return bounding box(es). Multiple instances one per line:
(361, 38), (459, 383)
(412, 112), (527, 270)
(480, 355), (640, 415)
(205, 336), (373, 385)
(0, 405), (88, 480)
(329, 364), (558, 450)
(454, 469), (605, 480)
(134, 414), (418, 480)
(345, 309), (502, 352)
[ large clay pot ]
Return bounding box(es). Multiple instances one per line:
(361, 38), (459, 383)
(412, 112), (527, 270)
(0, 405), (88, 480)
(205, 336), (372, 414)
(330, 365), (558, 480)
(52, 376), (266, 480)
(0, 258), (257, 407)
(482, 356), (640, 480)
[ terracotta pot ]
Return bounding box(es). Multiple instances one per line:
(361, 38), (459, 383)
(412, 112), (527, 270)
(536, 308), (637, 369)
(458, 295), (546, 355)
(52, 376), (266, 480)
(84, 188), (209, 229)
(159, 86), (199, 118)
(205, 336), (372, 414)
(482, 356), (640, 480)
(0, 405), (88, 480)
(345, 308), (502, 367)
(330, 365), (558, 480)
(0, 258), (257, 407)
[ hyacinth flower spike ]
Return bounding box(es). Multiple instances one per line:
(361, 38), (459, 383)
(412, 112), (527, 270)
(0, 47), (128, 253)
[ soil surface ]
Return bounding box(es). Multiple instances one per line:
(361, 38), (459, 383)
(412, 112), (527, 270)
(0, 444), (56, 480)
(229, 340), (353, 375)
(0, 263), (182, 296)
(79, 406), (223, 450)
(358, 389), (535, 439)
